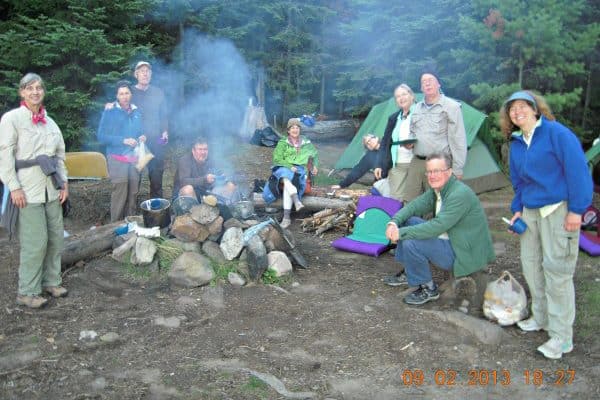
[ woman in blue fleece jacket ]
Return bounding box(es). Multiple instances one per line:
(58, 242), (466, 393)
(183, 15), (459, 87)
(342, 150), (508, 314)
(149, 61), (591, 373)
(500, 90), (592, 360)
(97, 80), (144, 222)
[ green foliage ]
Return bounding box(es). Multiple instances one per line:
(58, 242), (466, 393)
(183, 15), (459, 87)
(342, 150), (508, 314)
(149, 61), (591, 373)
(241, 375), (269, 397)
(210, 260), (240, 286)
(0, 0), (598, 146)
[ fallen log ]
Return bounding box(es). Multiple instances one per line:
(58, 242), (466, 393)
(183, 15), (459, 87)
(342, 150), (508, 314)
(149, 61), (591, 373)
(61, 221), (124, 266)
(252, 192), (352, 211)
(300, 120), (358, 142)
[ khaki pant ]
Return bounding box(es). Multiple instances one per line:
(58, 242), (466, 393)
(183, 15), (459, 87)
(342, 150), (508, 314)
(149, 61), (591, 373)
(520, 203), (579, 342)
(108, 158), (140, 222)
(18, 199), (63, 295)
(403, 157), (429, 202)
(387, 162), (411, 201)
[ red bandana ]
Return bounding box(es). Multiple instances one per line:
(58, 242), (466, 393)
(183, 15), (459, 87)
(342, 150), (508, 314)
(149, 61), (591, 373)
(21, 101), (47, 125)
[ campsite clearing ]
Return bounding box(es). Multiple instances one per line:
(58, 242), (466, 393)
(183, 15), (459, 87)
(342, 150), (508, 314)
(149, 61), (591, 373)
(0, 140), (598, 399)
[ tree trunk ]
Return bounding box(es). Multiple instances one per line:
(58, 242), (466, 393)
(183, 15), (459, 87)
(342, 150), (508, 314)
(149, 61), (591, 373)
(252, 193), (352, 211)
(300, 120), (358, 141)
(320, 73), (325, 115)
(61, 221), (124, 266)
(582, 58), (593, 131)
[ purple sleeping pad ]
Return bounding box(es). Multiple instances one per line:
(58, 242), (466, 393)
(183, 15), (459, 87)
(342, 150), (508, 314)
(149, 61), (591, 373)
(331, 195), (403, 257)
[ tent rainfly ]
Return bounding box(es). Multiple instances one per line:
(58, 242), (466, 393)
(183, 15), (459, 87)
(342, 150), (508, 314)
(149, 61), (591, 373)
(334, 95), (510, 194)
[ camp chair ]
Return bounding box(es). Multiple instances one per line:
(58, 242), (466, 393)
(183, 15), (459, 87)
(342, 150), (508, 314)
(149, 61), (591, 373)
(331, 195), (402, 257)
(65, 152), (109, 180)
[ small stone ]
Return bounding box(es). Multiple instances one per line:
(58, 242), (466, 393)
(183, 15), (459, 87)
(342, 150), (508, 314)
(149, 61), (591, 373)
(79, 331), (98, 341)
(91, 377), (107, 391)
(100, 332), (120, 343)
(202, 195), (218, 207)
(154, 316), (181, 329)
(228, 272), (246, 286)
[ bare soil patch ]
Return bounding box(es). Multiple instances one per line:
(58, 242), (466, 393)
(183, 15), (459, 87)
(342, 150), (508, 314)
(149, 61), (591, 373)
(0, 139), (598, 399)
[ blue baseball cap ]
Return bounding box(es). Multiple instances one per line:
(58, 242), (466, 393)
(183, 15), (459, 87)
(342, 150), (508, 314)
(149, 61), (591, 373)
(504, 91), (537, 111)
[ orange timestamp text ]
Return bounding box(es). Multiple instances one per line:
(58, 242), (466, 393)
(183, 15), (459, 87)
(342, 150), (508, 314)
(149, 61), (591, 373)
(401, 369), (576, 386)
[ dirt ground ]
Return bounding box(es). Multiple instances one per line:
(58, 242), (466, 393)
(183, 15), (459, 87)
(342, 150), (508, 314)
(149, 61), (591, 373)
(0, 139), (598, 400)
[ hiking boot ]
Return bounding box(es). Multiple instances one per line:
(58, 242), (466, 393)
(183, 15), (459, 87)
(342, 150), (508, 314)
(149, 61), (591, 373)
(280, 217), (291, 229)
(16, 295), (48, 309)
(517, 317), (543, 332)
(403, 284), (440, 305)
(537, 337), (573, 359)
(383, 272), (408, 287)
(44, 286), (68, 298)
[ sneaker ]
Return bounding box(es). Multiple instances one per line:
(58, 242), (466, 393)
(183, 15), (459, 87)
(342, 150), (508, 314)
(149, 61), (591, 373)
(517, 317), (543, 332)
(16, 295), (48, 308)
(43, 286), (68, 298)
(383, 272), (408, 287)
(403, 284), (440, 305)
(537, 337), (573, 359)
(294, 201), (304, 212)
(280, 217), (291, 229)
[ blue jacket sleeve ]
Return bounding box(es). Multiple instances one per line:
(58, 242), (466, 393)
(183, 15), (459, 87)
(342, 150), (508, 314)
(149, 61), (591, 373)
(552, 124), (593, 214)
(97, 109), (124, 147)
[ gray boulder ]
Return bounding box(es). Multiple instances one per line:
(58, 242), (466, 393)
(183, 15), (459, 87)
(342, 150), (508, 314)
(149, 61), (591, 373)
(168, 252), (214, 287)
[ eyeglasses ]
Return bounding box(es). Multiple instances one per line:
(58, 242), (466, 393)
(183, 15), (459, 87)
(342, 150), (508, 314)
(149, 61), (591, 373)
(425, 168), (450, 177)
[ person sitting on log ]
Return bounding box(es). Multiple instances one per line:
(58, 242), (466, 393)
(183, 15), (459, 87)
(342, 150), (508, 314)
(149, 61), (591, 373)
(262, 118), (319, 228)
(172, 136), (237, 219)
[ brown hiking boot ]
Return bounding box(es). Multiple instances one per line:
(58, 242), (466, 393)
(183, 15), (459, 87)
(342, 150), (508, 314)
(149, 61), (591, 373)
(43, 286), (68, 298)
(16, 295), (48, 308)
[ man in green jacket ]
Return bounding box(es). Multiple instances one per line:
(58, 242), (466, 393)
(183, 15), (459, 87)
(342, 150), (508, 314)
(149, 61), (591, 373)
(385, 152), (495, 305)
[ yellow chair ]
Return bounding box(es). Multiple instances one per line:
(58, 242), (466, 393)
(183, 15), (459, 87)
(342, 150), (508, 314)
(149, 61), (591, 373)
(65, 152), (109, 180)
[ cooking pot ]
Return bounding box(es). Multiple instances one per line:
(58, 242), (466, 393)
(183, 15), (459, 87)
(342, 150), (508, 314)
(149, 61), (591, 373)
(140, 198), (171, 228)
(230, 200), (255, 220)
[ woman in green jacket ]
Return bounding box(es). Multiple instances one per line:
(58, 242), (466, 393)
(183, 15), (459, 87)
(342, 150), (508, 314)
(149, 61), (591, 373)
(264, 118), (319, 228)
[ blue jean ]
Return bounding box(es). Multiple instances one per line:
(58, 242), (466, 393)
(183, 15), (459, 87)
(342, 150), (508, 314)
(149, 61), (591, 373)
(394, 217), (455, 286)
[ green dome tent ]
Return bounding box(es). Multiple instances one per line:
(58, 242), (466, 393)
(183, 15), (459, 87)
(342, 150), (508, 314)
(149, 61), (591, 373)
(334, 95), (509, 194)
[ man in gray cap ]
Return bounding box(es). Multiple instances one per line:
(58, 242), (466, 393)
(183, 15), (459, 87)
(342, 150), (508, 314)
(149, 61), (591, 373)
(132, 61), (169, 198)
(403, 70), (467, 202)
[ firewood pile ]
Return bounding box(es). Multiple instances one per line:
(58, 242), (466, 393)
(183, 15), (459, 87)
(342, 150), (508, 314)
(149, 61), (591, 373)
(300, 203), (356, 235)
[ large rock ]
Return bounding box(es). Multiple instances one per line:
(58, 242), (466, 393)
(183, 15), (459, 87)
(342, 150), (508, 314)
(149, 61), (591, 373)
(207, 215), (224, 236)
(112, 235), (137, 263)
(223, 218), (244, 230)
(131, 237), (157, 265)
(171, 214), (210, 242)
(246, 235), (268, 281)
(168, 252), (214, 287)
(190, 203), (220, 225)
(165, 237), (201, 253)
(202, 240), (227, 263)
(267, 251), (293, 277)
(259, 225), (292, 252)
(220, 227), (244, 260)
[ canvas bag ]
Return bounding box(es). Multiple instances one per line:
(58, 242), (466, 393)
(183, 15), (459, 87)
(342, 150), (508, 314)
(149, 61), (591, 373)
(483, 270), (528, 326)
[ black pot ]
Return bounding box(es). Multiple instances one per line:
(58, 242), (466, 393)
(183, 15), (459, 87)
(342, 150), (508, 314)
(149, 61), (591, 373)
(140, 198), (171, 228)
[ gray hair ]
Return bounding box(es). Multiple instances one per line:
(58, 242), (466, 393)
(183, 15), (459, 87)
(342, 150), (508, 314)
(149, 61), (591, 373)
(19, 73), (44, 90)
(394, 83), (416, 102)
(426, 152), (452, 169)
